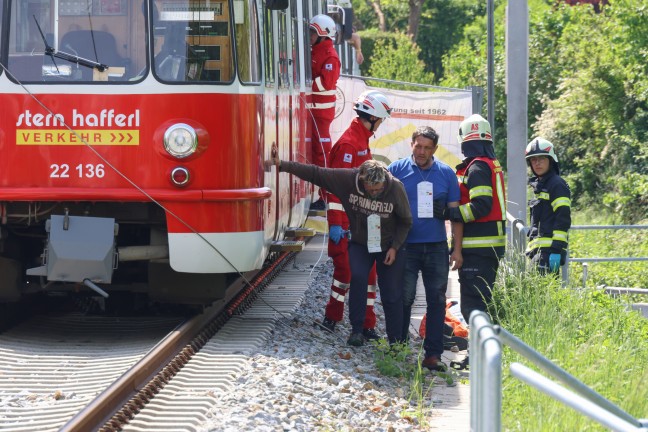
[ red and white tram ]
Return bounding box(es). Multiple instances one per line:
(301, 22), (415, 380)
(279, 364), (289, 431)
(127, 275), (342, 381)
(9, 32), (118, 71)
(0, 0), (336, 304)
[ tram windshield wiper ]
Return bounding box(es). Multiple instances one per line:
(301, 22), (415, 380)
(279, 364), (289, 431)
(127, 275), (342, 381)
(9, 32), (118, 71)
(33, 15), (108, 72)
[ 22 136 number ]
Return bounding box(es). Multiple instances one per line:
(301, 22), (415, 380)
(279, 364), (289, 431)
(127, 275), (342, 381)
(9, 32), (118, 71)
(50, 164), (106, 178)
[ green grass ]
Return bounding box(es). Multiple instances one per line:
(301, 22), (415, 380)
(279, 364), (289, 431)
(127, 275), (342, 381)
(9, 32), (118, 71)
(567, 209), (648, 289)
(491, 252), (648, 431)
(371, 339), (458, 427)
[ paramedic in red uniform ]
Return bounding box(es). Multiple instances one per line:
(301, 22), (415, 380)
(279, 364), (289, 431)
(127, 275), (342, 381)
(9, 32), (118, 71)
(308, 14), (341, 210)
(320, 91), (393, 341)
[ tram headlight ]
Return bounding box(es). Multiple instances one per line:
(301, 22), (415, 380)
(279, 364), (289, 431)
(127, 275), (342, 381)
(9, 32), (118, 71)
(164, 124), (198, 158)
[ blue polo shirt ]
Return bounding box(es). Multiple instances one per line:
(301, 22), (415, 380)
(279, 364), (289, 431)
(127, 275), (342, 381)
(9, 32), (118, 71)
(388, 155), (460, 243)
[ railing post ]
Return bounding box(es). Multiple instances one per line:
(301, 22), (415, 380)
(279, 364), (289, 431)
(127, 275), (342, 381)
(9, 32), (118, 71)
(561, 248), (569, 287)
(470, 311), (502, 432)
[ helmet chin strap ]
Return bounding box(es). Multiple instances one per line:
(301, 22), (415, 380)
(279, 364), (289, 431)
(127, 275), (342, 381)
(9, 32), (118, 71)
(368, 116), (379, 132)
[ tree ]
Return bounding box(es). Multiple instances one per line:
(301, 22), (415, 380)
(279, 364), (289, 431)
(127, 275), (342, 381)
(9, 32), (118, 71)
(367, 33), (435, 90)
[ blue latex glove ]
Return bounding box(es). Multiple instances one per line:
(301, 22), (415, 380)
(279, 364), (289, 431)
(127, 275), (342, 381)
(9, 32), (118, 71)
(549, 253), (561, 272)
(329, 225), (344, 245)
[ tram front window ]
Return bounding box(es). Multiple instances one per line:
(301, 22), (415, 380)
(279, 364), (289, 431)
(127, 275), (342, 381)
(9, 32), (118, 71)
(152, 0), (235, 83)
(5, 0), (239, 84)
(7, 0), (146, 83)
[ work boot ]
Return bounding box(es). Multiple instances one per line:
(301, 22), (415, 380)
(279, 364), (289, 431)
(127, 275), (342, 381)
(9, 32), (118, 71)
(443, 334), (458, 351)
(450, 355), (469, 370)
(421, 355), (448, 372)
(362, 328), (380, 341)
(309, 199), (326, 211)
(347, 332), (365, 347)
(320, 317), (336, 333)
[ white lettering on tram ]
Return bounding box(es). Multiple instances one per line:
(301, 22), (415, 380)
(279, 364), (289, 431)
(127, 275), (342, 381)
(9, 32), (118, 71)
(16, 109), (140, 128)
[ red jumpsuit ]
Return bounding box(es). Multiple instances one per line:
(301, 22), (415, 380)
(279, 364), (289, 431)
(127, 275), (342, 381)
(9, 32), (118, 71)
(324, 118), (377, 328)
(309, 38), (341, 174)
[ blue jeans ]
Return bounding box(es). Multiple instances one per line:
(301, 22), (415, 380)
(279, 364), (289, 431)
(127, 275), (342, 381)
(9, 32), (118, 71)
(402, 241), (449, 357)
(348, 241), (405, 344)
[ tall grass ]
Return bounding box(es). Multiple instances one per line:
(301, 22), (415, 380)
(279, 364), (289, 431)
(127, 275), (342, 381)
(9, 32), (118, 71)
(568, 209), (648, 289)
(491, 251), (648, 431)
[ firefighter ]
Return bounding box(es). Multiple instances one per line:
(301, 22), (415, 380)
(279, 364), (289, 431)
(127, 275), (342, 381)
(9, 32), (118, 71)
(308, 14), (341, 210)
(434, 114), (506, 369)
(321, 90), (392, 341)
(525, 137), (571, 274)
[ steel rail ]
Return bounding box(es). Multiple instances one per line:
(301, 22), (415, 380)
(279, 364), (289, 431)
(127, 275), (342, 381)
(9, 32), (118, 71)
(59, 250), (294, 432)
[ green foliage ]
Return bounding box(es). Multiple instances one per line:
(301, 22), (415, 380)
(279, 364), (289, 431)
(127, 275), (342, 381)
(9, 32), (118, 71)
(372, 339), (414, 378)
(371, 339), (456, 427)
(366, 33), (435, 90)
(355, 28), (392, 78)
(415, 0), (485, 81)
(437, 0), (647, 223)
(492, 252), (648, 431)
(355, 0), (647, 223)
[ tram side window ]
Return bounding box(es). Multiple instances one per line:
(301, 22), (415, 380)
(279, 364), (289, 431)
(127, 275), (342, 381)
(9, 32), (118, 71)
(233, 0), (260, 84)
(303, 0), (312, 86)
(290, 0), (300, 89)
(153, 0), (234, 83)
(7, 0), (145, 83)
(277, 12), (288, 88)
(264, 8), (275, 85)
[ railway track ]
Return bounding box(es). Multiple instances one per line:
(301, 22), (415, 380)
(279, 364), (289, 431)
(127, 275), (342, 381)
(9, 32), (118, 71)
(0, 246), (312, 431)
(0, 314), (184, 431)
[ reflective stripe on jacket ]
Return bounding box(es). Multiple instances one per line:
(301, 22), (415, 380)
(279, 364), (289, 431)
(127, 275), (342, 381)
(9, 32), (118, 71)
(309, 39), (340, 120)
(526, 170), (571, 255)
(456, 157), (506, 255)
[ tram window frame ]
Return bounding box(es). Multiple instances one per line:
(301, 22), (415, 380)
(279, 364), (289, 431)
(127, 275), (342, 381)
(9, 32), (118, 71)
(289, 0), (300, 89)
(152, 0), (235, 84)
(233, 0), (261, 85)
(276, 11), (288, 89)
(303, 0), (312, 88)
(263, 7), (275, 86)
(7, 0), (146, 84)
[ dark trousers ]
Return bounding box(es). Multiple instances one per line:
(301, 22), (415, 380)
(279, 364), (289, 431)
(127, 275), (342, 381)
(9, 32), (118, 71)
(401, 241), (449, 357)
(458, 254), (500, 323)
(348, 242), (405, 343)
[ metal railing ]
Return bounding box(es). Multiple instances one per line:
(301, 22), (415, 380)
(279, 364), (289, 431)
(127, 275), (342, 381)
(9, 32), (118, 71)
(506, 213), (647, 288)
(565, 225), (648, 287)
(471, 311), (648, 431)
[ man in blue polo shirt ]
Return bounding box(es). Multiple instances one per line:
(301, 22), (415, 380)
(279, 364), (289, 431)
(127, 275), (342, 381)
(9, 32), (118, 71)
(388, 126), (463, 371)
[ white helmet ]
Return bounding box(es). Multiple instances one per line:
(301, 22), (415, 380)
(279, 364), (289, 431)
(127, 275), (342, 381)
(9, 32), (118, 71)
(526, 137), (558, 163)
(310, 14), (336, 39)
(353, 90), (392, 119)
(457, 114), (492, 143)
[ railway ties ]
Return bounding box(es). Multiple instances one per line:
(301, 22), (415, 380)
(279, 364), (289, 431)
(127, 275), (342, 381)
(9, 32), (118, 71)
(119, 240), (321, 431)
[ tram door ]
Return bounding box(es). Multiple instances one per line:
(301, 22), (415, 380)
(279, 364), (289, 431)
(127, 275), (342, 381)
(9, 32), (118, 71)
(263, 7), (291, 241)
(263, 7), (280, 242)
(275, 10), (291, 236)
(286, 0), (308, 228)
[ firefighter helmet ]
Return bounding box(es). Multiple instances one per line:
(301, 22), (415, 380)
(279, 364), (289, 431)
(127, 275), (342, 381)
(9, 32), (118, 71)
(457, 114), (492, 143)
(310, 15), (336, 39)
(525, 137), (558, 163)
(353, 90), (392, 119)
